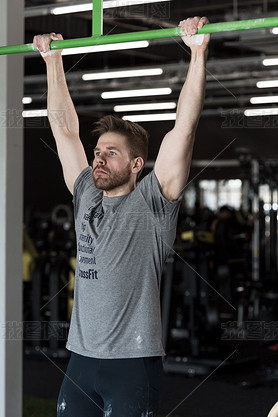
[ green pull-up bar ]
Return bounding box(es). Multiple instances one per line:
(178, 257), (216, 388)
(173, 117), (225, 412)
(0, 0), (278, 55)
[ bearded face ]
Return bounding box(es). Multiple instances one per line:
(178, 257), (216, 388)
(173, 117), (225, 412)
(93, 162), (132, 191)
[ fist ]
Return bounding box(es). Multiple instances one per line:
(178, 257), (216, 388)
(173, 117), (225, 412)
(179, 17), (210, 50)
(33, 32), (63, 62)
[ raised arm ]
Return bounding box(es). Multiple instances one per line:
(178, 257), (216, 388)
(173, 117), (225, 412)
(154, 17), (210, 201)
(33, 33), (89, 194)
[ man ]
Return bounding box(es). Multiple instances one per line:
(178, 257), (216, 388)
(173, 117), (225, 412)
(34, 15), (210, 417)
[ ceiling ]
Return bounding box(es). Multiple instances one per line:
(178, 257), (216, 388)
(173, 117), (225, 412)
(22, 0), (278, 169)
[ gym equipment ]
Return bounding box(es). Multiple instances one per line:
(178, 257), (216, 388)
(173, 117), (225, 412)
(23, 227), (38, 282)
(0, 0), (278, 55)
(24, 206), (76, 358)
(161, 230), (227, 375)
(26, 252), (72, 358)
(161, 152), (278, 374)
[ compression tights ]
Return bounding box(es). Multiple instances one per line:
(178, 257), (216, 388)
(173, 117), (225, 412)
(57, 352), (163, 417)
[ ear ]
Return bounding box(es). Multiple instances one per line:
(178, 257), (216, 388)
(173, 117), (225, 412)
(131, 157), (144, 174)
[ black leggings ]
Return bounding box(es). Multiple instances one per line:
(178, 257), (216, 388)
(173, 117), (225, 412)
(57, 352), (163, 417)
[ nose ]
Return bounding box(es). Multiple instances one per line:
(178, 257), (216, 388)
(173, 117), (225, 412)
(95, 154), (106, 165)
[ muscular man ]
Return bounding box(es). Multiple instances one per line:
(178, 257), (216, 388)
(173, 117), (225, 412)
(34, 16), (210, 417)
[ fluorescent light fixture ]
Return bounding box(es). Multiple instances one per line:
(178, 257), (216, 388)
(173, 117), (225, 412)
(123, 113), (176, 122)
(256, 80), (278, 88)
(61, 41), (149, 56)
(263, 58), (278, 66)
(22, 97), (32, 104)
(244, 108), (278, 117)
(271, 27), (278, 34)
(101, 88), (172, 99)
(250, 95), (278, 104)
(52, 4), (92, 14)
(114, 102), (176, 112)
(52, 0), (171, 15)
(22, 109), (47, 118)
(82, 68), (163, 81)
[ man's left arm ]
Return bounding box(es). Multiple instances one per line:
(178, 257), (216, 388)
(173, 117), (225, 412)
(154, 16), (210, 201)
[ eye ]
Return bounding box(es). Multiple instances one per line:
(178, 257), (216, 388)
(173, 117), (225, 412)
(110, 151), (116, 156)
(95, 151), (101, 157)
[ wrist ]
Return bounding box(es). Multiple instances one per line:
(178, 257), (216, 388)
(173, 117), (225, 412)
(45, 54), (63, 67)
(190, 47), (208, 61)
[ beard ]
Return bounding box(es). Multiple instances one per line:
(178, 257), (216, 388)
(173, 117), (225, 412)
(93, 163), (132, 191)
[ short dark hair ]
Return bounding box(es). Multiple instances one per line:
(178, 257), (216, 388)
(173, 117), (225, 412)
(92, 115), (149, 165)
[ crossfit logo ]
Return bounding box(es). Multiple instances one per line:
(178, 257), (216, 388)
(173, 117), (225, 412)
(79, 268), (98, 280)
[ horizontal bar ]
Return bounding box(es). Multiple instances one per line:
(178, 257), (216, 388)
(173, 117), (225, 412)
(1, 16), (278, 55)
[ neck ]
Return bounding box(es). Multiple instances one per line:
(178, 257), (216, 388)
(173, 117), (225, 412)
(103, 181), (136, 197)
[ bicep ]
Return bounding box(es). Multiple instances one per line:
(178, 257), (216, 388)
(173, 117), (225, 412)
(154, 128), (195, 201)
(55, 132), (89, 194)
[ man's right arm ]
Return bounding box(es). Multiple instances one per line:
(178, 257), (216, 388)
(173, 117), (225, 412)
(33, 33), (89, 194)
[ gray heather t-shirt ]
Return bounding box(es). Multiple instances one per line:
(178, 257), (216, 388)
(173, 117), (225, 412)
(66, 166), (183, 359)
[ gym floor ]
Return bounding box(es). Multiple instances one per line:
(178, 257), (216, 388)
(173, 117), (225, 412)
(23, 340), (278, 417)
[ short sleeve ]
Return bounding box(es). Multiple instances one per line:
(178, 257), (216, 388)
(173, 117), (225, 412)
(72, 166), (100, 218)
(137, 170), (183, 228)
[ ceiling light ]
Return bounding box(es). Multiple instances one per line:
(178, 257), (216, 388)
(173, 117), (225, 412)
(101, 88), (172, 99)
(82, 68), (163, 81)
(244, 108), (278, 117)
(52, 4), (92, 15)
(123, 113), (176, 122)
(61, 41), (149, 56)
(262, 58), (278, 66)
(271, 27), (278, 34)
(250, 96), (278, 104)
(22, 97), (32, 104)
(114, 102), (176, 111)
(52, 4), (92, 14)
(52, 0), (171, 15)
(256, 80), (278, 88)
(22, 109), (47, 118)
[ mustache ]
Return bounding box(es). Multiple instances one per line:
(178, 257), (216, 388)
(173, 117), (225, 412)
(93, 165), (110, 174)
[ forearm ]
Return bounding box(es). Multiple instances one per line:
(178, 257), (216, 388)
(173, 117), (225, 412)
(46, 57), (79, 137)
(175, 48), (208, 135)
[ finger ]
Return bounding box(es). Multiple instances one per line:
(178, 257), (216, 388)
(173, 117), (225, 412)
(198, 16), (210, 29)
(190, 16), (201, 35)
(185, 17), (193, 35)
(35, 36), (44, 52)
(42, 34), (52, 52)
(33, 36), (37, 48)
(40, 36), (49, 53)
(200, 16), (210, 25)
(178, 19), (188, 36)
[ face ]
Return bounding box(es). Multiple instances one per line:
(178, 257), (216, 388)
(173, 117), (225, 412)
(92, 131), (134, 191)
